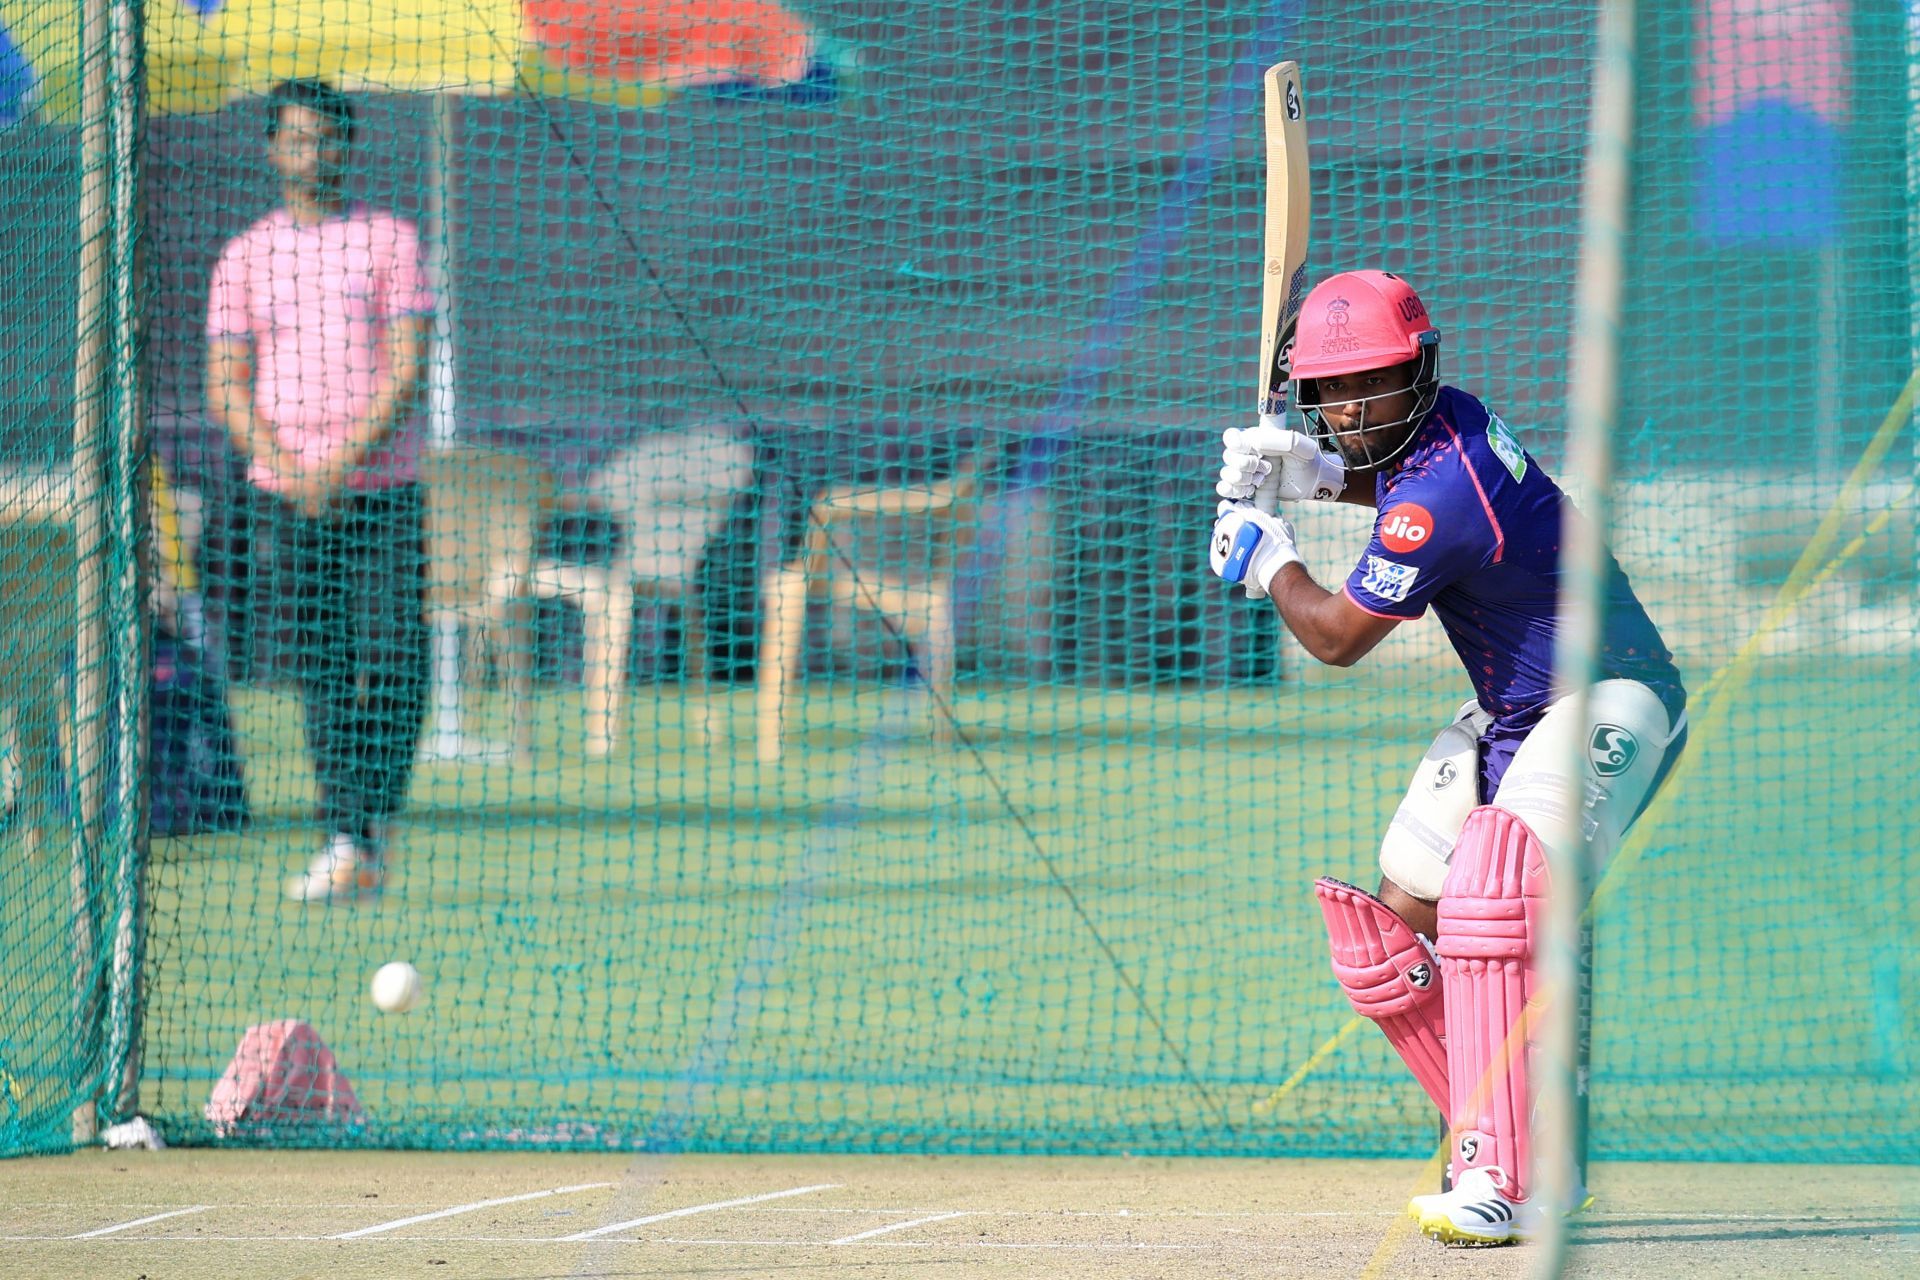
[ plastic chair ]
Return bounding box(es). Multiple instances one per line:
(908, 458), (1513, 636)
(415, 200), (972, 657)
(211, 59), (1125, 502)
(754, 442), (998, 763)
(500, 428), (752, 757)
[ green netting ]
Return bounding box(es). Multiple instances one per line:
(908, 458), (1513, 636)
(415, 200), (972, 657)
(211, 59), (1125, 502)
(0, 0), (147, 1155)
(0, 0), (1912, 1171)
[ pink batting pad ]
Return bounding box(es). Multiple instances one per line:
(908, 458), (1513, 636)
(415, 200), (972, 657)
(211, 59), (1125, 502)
(1315, 878), (1448, 1116)
(1436, 805), (1550, 1201)
(205, 1019), (364, 1139)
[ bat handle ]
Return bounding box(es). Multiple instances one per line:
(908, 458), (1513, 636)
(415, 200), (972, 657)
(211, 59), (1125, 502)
(1250, 405), (1288, 514)
(1251, 471), (1282, 515)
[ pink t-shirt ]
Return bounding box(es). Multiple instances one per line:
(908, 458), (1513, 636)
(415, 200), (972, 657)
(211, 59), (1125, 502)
(207, 203), (435, 492)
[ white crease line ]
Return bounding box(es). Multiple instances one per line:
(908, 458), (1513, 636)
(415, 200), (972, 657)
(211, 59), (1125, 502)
(2, 1233), (1227, 1251)
(331, 1183), (614, 1239)
(557, 1183), (839, 1241)
(659, 1237), (1213, 1251)
(17, 1202), (1904, 1223)
(67, 1206), (210, 1238)
(830, 1211), (971, 1245)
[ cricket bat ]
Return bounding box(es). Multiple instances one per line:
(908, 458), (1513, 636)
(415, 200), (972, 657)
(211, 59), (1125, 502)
(1256, 61), (1312, 477)
(1242, 61), (1311, 598)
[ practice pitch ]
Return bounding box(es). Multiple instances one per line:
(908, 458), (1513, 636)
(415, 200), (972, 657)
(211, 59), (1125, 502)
(1, 1149), (1914, 1279)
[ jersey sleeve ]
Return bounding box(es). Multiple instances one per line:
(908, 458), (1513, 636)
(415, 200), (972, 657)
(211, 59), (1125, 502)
(1342, 478), (1495, 619)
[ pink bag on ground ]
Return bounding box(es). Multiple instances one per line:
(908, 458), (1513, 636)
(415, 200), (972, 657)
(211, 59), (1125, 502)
(205, 1019), (365, 1139)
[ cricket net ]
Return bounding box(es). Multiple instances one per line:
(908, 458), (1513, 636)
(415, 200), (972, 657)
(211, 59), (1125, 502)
(0, 0), (1913, 1181)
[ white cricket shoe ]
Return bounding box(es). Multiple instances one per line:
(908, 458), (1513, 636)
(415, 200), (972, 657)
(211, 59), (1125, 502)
(1409, 1167), (1544, 1246)
(285, 833), (383, 903)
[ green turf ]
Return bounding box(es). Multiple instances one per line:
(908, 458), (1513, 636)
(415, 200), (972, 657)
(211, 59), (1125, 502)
(41, 653), (1895, 1163)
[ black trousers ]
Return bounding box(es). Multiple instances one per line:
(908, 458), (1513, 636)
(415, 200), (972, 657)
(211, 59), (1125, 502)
(256, 483), (430, 840)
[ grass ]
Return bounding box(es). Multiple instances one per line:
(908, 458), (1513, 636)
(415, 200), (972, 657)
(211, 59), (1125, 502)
(6, 652), (1917, 1164)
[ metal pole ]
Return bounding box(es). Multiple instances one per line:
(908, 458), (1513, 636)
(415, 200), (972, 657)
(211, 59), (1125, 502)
(68, 0), (114, 1148)
(1536, 0), (1637, 1273)
(428, 93), (458, 449)
(102, 0), (149, 1125)
(421, 92), (494, 759)
(1907, 4), (1919, 622)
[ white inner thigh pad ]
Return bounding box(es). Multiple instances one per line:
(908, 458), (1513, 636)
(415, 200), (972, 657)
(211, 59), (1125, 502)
(1379, 700), (1491, 902)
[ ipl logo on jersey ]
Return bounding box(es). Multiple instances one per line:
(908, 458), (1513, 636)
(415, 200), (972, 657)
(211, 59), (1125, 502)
(1361, 555), (1419, 603)
(1588, 724), (1640, 777)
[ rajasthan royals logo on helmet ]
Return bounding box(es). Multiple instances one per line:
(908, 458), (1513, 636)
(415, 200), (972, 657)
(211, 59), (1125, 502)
(1587, 724), (1640, 778)
(1319, 296), (1359, 355)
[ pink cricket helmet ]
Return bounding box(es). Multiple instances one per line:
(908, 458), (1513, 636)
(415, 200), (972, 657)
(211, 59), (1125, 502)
(1290, 270), (1441, 381)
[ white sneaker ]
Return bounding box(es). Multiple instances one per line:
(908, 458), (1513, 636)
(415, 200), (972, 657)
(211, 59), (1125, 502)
(1410, 1170), (1594, 1227)
(1410, 1167), (1544, 1246)
(285, 833), (382, 903)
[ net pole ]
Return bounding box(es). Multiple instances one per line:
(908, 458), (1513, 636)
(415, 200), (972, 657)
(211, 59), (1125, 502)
(427, 94), (459, 450)
(422, 92), (474, 760)
(68, 0), (116, 1148)
(102, 0), (149, 1124)
(1536, 0), (1637, 1271)
(1907, 2), (1919, 604)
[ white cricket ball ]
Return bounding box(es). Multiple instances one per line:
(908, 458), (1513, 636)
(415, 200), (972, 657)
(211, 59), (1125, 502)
(370, 961), (423, 1014)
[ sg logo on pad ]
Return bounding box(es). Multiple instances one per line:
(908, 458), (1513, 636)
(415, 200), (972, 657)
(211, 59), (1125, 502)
(1588, 725), (1640, 777)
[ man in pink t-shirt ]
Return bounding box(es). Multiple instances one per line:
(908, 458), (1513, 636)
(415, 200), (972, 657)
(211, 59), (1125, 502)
(205, 79), (436, 903)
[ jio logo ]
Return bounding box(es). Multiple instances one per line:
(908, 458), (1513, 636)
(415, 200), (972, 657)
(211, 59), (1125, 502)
(1379, 503), (1434, 553)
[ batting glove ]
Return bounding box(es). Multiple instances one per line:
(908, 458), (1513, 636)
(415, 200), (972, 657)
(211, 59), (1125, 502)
(1215, 426), (1274, 504)
(1209, 499), (1303, 599)
(1216, 417), (1346, 506)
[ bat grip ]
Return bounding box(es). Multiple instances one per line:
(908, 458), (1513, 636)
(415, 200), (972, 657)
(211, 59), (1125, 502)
(1251, 407), (1289, 514)
(1251, 471), (1283, 515)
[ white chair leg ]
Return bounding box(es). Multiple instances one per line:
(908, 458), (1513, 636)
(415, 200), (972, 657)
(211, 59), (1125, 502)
(501, 595), (536, 759)
(485, 561), (537, 760)
(680, 592), (714, 743)
(921, 579), (956, 744)
(581, 570), (632, 758)
(830, 572), (956, 743)
(756, 564), (808, 764)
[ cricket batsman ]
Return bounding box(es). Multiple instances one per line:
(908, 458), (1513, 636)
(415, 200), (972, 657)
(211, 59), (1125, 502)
(1208, 270), (1687, 1245)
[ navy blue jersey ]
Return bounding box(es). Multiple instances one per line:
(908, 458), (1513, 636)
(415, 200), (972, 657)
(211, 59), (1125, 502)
(1342, 387), (1685, 734)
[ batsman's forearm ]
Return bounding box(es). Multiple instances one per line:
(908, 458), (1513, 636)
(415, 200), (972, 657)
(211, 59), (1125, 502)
(1267, 563), (1369, 667)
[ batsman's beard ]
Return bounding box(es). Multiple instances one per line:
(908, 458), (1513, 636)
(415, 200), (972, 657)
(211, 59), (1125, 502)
(1304, 380), (1438, 470)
